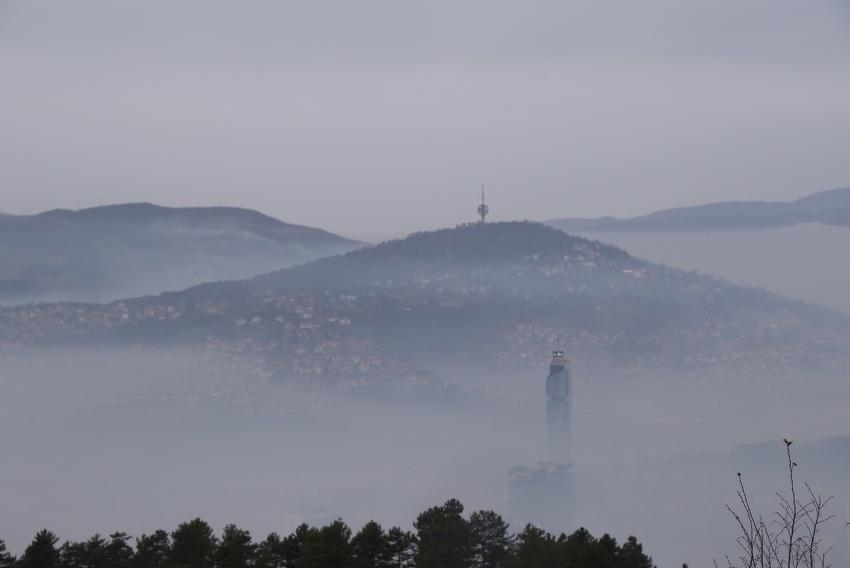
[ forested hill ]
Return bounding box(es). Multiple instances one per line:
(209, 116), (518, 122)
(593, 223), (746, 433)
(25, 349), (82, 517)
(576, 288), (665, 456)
(548, 186), (850, 232)
(2, 222), (850, 385)
(0, 203), (361, 304)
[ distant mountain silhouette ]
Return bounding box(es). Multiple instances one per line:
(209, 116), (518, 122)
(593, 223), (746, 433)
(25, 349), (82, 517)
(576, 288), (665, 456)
(3, 221), (849, 386)
(0, 203), (361, 304)
(548, 186), (850, 232)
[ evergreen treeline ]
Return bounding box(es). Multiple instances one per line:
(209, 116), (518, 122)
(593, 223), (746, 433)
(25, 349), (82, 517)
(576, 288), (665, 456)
(0, 499), (654, 568)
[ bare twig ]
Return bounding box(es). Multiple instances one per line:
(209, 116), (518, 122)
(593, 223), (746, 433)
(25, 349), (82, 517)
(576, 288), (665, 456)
(717, 440), (835, 568)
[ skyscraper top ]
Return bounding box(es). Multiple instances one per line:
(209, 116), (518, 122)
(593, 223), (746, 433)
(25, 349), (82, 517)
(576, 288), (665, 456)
(477, 186), (489, 223)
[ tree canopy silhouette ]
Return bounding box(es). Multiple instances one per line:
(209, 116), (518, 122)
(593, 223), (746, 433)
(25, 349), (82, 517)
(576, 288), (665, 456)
(1, 499), (656, 568)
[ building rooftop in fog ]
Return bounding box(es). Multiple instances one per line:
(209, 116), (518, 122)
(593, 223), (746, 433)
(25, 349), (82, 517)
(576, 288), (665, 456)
(508, 461), (573, 482)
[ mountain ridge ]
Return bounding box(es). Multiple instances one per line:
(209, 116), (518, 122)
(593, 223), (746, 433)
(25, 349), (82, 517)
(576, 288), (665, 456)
(0, 202), (362, 305)
(23, 202), (356, 245)
(548, 186), (850, 232)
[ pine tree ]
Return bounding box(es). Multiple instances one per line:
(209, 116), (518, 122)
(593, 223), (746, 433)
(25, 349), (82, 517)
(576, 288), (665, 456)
(469, 510), (514, 568)
(60, 540), (89, 568)
(281, 524), (312, 567)
(133, 530), (170, 568)
(60, 534), (110, 568)
(559, 527), (597, 567)
(0, 540), (14, 568)
(384, 527), (415, 568)
(105, 532), (134, 568)
(88, 534), (108, 568)
(594, 533), (619, 567)
(414, 499), (472, 568)
(255, 533), (286, 568)
(351, 521), (389, 568)
(509, 525), (558, 568)
(616, 536), (655, 568)
(216, 524), (256, 568)
(20, 529), (61, 568)
(300, 520), (352, 568)
(169, 519), (217, 568)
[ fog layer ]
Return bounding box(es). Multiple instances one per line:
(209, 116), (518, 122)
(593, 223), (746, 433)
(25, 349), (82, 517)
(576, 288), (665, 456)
(2, 348), (849, 567)
(576, 224), (850, 314)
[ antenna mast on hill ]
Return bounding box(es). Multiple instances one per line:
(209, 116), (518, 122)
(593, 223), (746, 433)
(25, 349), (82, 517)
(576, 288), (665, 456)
(477, 185), (489, 223)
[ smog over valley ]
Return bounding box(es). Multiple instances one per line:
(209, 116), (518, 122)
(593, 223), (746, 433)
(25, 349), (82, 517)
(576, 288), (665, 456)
(2, 2), (850, 568)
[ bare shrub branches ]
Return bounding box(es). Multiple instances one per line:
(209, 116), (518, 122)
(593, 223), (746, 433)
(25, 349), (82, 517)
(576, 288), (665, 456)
(718, 441), (834, 568)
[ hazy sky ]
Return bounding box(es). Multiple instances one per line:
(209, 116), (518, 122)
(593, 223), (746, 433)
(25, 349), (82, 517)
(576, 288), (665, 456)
(2, 0), (850, 241)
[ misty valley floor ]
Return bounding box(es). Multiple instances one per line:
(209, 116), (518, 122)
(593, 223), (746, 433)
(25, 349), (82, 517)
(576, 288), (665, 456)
(2, 350), (849, 567)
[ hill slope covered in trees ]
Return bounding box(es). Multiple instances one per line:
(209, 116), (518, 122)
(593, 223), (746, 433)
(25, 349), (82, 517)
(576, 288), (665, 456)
(0, 203), (361, 305)
(2, 221), (849, 385)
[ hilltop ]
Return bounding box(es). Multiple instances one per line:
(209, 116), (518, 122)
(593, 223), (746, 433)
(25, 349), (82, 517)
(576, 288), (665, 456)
(31, 203), (353, 246)
(2, 221), (849, 387)
(549, 186), (850, 232)
(0, 203), (361, 304)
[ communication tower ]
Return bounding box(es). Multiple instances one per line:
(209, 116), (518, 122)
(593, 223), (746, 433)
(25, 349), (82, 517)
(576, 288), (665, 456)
(477, 186), (489, 223)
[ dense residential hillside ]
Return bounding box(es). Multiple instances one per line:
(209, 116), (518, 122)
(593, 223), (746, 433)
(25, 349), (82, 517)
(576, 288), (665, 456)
(548, 186), (850, 232)
(2, 221), (849, 386)
(0, 203), (361, 304)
